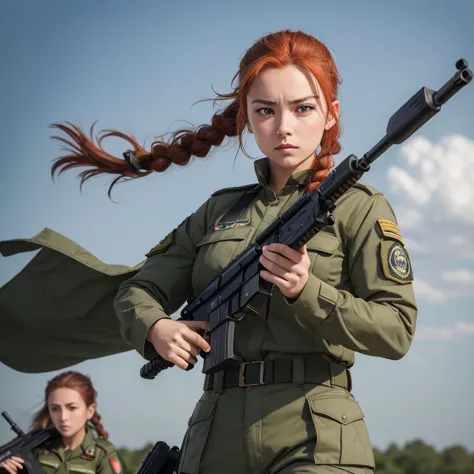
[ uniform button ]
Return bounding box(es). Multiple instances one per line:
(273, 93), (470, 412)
(341, 414), (347, 421)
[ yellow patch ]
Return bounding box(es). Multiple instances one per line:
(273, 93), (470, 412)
(377, 219), (404, 245)
(145, 231), (173, 257)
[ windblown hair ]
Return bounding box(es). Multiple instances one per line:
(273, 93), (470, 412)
(31, 371), (109, 439)
(51, 30), (342, 195)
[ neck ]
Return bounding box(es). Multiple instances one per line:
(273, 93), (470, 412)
(62, 426), (86, 451)
(268, 154), (315, 195)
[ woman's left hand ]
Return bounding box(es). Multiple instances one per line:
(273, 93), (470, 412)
(259, 243), (311, 299)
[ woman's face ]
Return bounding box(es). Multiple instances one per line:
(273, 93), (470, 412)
(246, 64), (339, 176)
(48, 388), (95, 439)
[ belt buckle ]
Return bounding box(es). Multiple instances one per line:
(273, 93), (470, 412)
(239, 361), (265, 387)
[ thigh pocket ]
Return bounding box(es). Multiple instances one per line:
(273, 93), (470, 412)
(307, 395), (375, 468)
(178, 398), (217, 474)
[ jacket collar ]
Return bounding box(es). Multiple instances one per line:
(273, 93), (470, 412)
(253, 158), (312, 200)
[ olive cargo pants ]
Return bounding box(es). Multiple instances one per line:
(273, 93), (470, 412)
(177, 369), (375, 474)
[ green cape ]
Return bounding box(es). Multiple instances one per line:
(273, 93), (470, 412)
(0, 228), (144, 373)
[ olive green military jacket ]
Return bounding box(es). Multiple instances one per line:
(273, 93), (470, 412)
(36, 428), (121, 474)
(115, 158), (418, 367)
(0, 158), (417, 372)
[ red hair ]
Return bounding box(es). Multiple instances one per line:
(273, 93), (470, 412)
(31, 371), (109, 439)
(51, 30), (341, 195)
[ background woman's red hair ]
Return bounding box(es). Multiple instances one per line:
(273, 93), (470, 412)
(31, 371), (109, 439)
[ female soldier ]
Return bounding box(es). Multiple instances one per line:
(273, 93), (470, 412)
(47, 30), (417, 474)
(0, 372), (122, 474)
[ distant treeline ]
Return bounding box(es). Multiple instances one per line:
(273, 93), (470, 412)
(116, 439), (474, 474)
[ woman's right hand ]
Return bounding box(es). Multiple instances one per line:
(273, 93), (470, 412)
(146, 319), (211, 370)
(1, 456), (24, 474)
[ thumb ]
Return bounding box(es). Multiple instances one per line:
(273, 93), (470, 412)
(183, 320), (209, 331)
(299, 243), (308, 255)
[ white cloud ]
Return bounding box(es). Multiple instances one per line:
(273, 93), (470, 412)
(388, 134), (474, 224)
(442, 269), (474, 285)
(395, 209), (424, 230)
(447, 235), (470, 246)
(416, 322), (474, 342)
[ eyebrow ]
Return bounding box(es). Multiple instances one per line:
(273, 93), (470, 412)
(251, 95), (319, 105)
(50, 403), (78, 407)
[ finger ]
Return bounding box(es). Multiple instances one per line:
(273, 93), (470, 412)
(265, 243), (304, 263)
(182, 328), (211, 353)
(260, 270), (291, 290)
(166, 351), (192, 371)
(174, 346), (199, 365)
(3, 461), (18, 474)
(261, 248), (297, 273)
(176, 336), (201, 357)
(260, 254), (298, 282)
(9, 460), (23, 470)
(10, 459), (24, 464)
(184, 320), (209, 331)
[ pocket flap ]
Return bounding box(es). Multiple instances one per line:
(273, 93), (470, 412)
(197, 226), (253, 247)
(308, 396), (364, 425)
(188, 399), (216, 425)
(306, 233), (340, 255)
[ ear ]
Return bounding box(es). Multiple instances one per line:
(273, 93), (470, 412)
(325, 100), (340, 131)
(86, 403), (96, 420)
(247, 122), (253, 134)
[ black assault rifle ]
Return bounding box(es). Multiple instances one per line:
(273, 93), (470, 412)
(140, 58), (472, 379)
(0, 412), (55, 474)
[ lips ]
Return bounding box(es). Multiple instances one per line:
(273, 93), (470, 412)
(275, 144), (298, 149)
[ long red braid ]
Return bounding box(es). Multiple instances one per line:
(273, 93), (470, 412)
(51, 30), (341, 196)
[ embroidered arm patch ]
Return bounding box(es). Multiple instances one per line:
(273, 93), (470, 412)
(109, 458), (121, 474)
(380, 240), (413, 284)
(377, 219), (404, 245)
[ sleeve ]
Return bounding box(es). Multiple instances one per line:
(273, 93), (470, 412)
(113, 199), (210, 359)
(96, 447), (123, 474)
(286, 192), (418, 360)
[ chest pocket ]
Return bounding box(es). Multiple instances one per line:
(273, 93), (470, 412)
(66, 464), (96, 474)
(306, 233), (342, 285)
(192, 226), (254, 293)
(38, 459), (61, 470)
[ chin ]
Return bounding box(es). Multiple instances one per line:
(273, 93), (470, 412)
(268, 154), (312, 169)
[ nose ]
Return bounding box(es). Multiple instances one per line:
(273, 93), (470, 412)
(60, 409), (68, 422)
(276, 111), (293, 137)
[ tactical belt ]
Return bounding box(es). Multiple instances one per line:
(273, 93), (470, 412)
(203, 356), (351, 391)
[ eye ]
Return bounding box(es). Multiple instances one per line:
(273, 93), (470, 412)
(296, 105), (315, 113)
(256, 107), (274, 115)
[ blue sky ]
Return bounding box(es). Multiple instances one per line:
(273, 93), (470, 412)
(1, 0), (473, 453)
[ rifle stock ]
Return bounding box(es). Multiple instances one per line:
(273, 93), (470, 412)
(140, 58), (472, 380)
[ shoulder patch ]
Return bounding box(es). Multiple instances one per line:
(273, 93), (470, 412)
(381, 240), (413, 284)
(211, 183), (259, 197)
(146, 231), (173, 258)
(377, 219), (405, 245)
(109, 458), (121, 474)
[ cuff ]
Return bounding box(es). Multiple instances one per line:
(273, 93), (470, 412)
(136, 309), (171, 360)
(285, 273), (339, 326)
